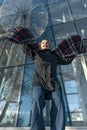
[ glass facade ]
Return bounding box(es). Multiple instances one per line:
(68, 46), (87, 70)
(0, 0), (87, 127)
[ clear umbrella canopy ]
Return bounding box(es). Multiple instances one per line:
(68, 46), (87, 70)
(0, 0), (48, 39)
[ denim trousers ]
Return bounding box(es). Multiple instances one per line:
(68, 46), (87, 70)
(30, 86), (65, 130)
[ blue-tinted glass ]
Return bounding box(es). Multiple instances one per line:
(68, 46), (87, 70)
(48, 0), (72, 25)
(67, 94), (81, 112)
(17, 64), (34, 126)
(69, 0), (87, 20)
(0, 0), (4, 4)
(71, 112), (83, 121)
(54, 22), (76, 43)
(0, 0), (87, 127)
(75, 18), (87, 37)
(65, 80), (77, 94)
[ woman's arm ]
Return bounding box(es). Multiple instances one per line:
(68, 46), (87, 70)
(52, 49), (76, 65)
(57, 54), (76, 65)
(22, 44), (36, 60)
(52, 34), (87, 65)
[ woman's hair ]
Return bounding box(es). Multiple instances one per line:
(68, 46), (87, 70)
(40, 39), (49, 44)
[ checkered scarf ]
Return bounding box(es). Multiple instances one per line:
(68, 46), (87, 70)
(7, 26), (35, 44)
(0, 26), (87, 58)
(55, 35), (87, 58)
(0, 26), (35, 45)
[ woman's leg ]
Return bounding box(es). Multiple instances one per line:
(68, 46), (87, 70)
(50, 90), (65, 130)
(30, 86), (45, 130)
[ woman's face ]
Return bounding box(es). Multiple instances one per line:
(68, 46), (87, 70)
(40, 40), (50, 50)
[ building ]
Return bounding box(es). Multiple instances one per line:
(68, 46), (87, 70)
(0, 0), (87, 129)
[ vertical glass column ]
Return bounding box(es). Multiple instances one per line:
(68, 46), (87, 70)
(0, 44), (25, 126)
(61, 62), (84, 126)
(72, 56), (87, 126)
(17, 56), (34, 126)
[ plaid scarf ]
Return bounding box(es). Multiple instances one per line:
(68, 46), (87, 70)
(55, 35), (87, 58)
(0, 27), (35, 45)
(0, 26), (87, 58)
(7, 26), (35, 44)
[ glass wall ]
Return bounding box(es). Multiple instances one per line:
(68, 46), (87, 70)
(0, 43), (25, 126)
(0, 0), (87, 127)
(61, 63), (83, 126)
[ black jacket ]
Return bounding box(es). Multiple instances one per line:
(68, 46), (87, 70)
(23, 45), (75, 93)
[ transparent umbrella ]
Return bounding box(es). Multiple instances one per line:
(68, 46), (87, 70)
(0, 0), (48, 39)
(0, 1), (47, 126)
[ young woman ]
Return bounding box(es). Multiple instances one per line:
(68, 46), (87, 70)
(0, 26), (86, 129)
(22, 39), (75, 130)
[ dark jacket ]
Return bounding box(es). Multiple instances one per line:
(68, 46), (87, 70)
(23, 45), (75, 99)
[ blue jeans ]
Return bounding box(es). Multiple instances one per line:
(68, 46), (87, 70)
(30, 86), (65, 130)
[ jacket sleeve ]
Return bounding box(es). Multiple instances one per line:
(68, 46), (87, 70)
(22, 44), (36, 60)
(52, 50), (76, 65)
(57, 55), (76, 65)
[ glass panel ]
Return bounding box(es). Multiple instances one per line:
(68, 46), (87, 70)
(75, 18), (87, 37)
(71, 112), (83, 121)
(0, 41), (25, 126)
(48, 1), (72, 25)
(17, 64), (34, 126)
(60, 61), (85, 126)
(0, 0), (4, 4)
(40, 0), (48, 6)
(67, 94), (81, 112)
(61, 64), (75, 81)
(0, 43), (25, 68)
(69, 0), (87, 20)
(0, 66), (24, 126)
(57, 66), (71, 126)
(0, 42), (12, 68)
(53, 22), (76, 44)
(65, 80), (78, 94)
(0, 0), (87, 127)
(48, 0), (61, 4)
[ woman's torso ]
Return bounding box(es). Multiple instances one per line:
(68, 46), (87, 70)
(32, 49), (61, 91)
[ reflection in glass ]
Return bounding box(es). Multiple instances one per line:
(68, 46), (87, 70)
(0, 0), (4, 4)
(0, 42), (25, 126)
(17, 63), (34, 126)
(48, 1), (72, 25)
(75, 19), (87, 37)
(0, 66), (24, 126)
(0, 0), (87, 127)
(71, 112), (83, 121)
(61, 61), (85, 125)
(69, 0), (87, 19)
(65, 80), (77, 94)
(53, 22), (76, 44)
(0, 0), (48, 39)
(67, 94), (80, 112)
